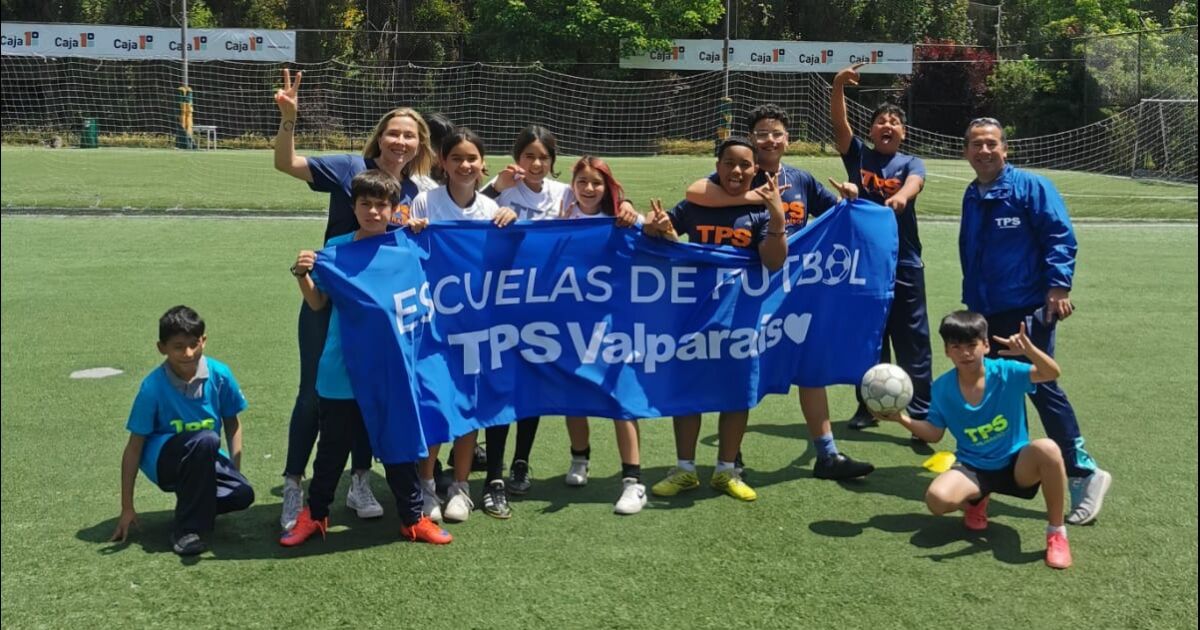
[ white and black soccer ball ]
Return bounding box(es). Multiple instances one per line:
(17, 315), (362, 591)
(860, 363), (914, 415)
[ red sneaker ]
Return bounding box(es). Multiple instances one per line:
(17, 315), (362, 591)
(401, 516), (453, 544)
(279, 507), (327, 547)
(1045, 531), (1072, 569)
(963, 496), (989, 531)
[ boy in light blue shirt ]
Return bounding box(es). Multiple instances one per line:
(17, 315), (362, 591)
(878, 310), (1074, 569)
(111, 306), (254, 556)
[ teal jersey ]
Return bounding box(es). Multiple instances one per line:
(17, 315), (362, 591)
(125, 357), (247, 484)
(928, 358), (1033, 470)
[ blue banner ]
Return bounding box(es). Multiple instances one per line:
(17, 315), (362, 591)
(315, 199), (897, 464)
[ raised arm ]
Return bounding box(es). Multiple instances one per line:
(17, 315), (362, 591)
(273, 69), (313, 182)
(755, 172), (788, 271)
(993, 322), (1062, 384)
(685, 177), (762, 208)
(831, 63), (864, 155)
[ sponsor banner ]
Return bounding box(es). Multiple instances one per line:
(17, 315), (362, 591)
(621, 39), (912, 73)
(1, 23), (294, 61)
(313, 200), (897, 463)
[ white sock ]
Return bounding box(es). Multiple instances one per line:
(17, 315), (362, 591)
(676, 459), (696, 472)
(715, 460), (736, 474)
(1046, 524), (1067, 538)
(421, 478), (436, 493)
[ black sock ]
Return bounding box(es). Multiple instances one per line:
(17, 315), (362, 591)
(485, 424), (509, 482)
(621, 463), (641, 481)
(571, 446), (591, 459)
(513, 416), (540, 464)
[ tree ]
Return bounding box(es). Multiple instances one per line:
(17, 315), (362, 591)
(467, 0), (724, 71)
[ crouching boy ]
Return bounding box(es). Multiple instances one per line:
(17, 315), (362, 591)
(879, 310), (1073, 569)
(111, 305), (254, 556)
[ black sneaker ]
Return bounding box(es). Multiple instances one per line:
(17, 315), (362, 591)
(847, 414), (878, 430)
(813, 453), (875, 480)
(170, 532), (207, 556)
(471, 444), (488, 472)
(508, 460), (532, 495)
(482, 480), (512, 519)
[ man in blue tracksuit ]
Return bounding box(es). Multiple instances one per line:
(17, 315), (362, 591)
(959, 117), (1112, 526)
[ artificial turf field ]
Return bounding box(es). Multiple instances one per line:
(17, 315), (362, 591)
(1, 213), (1196, 629)
(1, 146), (1197, 220)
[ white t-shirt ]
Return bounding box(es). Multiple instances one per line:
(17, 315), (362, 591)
(410, 186), (500, 222)
(494, 178), (570, 221)
(560, 190), (645, 224)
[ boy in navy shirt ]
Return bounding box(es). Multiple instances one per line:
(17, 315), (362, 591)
(111, 306), (254, 556)
(832, 64), (933, 437)
(643, 136), (788, 502)
(679, 106), (876, 483)
(878, 311), (1073, 569)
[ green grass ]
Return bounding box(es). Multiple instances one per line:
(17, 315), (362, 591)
(2, 146), (1196, 219)
(1, 215), (1196, 628)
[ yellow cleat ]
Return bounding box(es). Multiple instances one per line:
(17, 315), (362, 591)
(651, 468), (701, 497)
(710, 470), (758, 501)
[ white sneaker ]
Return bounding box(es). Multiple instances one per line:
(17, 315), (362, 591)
(1067, 468), (1113, 525)
(565, 457), (590, 486)
(422, 483), (443, 523)
(346, 470), (384, 519)
(613, 478), (648, 515)
(280, 476), (304, 531)
(443, 482), (474, 523)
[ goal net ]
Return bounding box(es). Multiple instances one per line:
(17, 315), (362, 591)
(1, 56), (1195, 213)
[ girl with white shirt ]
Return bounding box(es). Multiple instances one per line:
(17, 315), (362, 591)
(558, 156), (648, 515)
(408, 128), (516, 523)
(472, 125), (566, 517)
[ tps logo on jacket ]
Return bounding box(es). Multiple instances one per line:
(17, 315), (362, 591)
(994, 217), (1021, 229)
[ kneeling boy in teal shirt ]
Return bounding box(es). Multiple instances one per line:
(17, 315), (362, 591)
(111, 305), (254, 556)
(878, 310), (1073, 569)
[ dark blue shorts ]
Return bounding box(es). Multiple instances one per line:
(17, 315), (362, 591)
(954, 459), (1040, 500)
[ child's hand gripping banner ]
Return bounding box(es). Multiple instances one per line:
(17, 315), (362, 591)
(315, 199), (897, 464)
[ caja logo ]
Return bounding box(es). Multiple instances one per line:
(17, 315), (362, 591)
(3, 31), (40, 47)
(171, 35), (208, 51)
(796, 49), (834, 65)
(849, 49), (885, 64)
(750, 48), (785, 64)
(226, 35), (264, 52)
(649, 45), (685, 61)
(53, 32), (93, 49)
(113, 34), (153, 50)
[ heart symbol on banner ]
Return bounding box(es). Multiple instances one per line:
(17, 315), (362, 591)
(782, 313), (812, 344)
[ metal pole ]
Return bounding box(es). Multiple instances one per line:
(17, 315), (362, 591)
(1136, 31), (1143, 104)
(995, 3), (1001, 59)
(181, 0), (188, 88)
(722, 0), (730, 100)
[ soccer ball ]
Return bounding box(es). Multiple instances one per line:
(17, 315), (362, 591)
(860, 363), (914, 415)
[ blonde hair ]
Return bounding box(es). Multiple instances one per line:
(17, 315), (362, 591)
(362, 107), (434, 179)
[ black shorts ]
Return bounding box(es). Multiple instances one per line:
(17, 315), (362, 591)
(953, 459), (1040, 500)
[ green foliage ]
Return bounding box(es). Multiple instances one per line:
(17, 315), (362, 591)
(468, 0), (724, 68)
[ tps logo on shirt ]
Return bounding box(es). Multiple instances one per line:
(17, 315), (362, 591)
(785, 201), (807, 226)
(994, 217), (1021, 229)
(693, 225), (753, 247)
(964, 414), (1009, 444)
(390, 205), (412, 225)
(859, 169), (901, 197)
